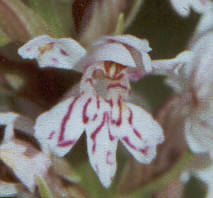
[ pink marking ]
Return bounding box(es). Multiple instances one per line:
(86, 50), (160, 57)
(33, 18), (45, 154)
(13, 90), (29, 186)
(26, 47), (31, 52)
(96, 95), (100, 109)
(105, 99), (113, 108)
(92, 114), (98, 121)
(106, 151), (113, 165)
(83, 97), (92, 124)
(122, 136), (149, 156)
(114, 73), (124, 80)
(128, 109), (133, 125)
(52, 58), (59, 64)
(128, 109), (142, 139)
(58, 139), (76, 147)
(95, 164), (99, 174)
(60, 49), (69, 56)
(57, 95), (81, 147)
(111, 97), (122, 126)
(91, 113), (107, 153)
(48, 131), (55, 140)
(106, 113), (115, 141)
(107, 83), (129, 91)
(133, 128), (142, 139)
(122, 136), (137, 150)
(139, 146), (149, 156)
(200, 0), (207, 6)
(86, 78), (94, 86)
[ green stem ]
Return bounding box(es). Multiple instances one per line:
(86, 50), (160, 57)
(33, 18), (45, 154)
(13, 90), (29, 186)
(124, 0), (144, 30)
(114, 13), (125, 35)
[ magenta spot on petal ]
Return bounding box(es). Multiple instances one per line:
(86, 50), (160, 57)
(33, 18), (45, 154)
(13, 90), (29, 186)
(83, 97), (92, 124)
(52, 58), (59, 64)
(48, 131), (55, 140)
(122, 136), (137, 150)
(133, 128), (142, 139)
(57, 139), (76, 147)
(106, 151), (113, 165)
(91, 113), (107, 153)
(95, 164), (99, 174)
(60, 49), (69, 56)
(139, 146), (149, 156)
(111, 97), (122, 126)
(57, 95), (81, 147)
(92, 114), (98, 121)
(107, 83), (129, 92)
(96, 95), (100, 109)
(128, 109), (142, 139)
(26, 47), (31, 52)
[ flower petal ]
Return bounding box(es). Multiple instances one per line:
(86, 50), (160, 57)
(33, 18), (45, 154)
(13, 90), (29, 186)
(152, 50), (193, 73)
(185, 117), (213, 154)
(116, 103), (164, 164)
(18, 35), (86, 70)
(34, 95), (85, 156)
(0, 182), (17, 197)
(18, 35), (52, 59)
(170, 0), (191, 17)
(89, 43), (137, 68)
(99, 35), (152, 53)
(196, 9), (213, 35)
(0, 141), (51, 192)
(86, 111), (118, 188)
(0, 112), (19, 142)
(191, 0), (212, 13)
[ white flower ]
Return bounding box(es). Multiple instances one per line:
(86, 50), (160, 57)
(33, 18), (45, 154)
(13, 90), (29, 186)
(35, 61), (164, 188)
(19, 34), (165, 188)
(170, 0), (213, 17)
(164, 32), (213, 156)
(0, 112), (51, 192)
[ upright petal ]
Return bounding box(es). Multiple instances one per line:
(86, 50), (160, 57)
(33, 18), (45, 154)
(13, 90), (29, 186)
(34, 95), (85, 156)
(88, 43), (137, 68)
(97, 35), (152, 53)
(116, 103), (164, 164)
(85, 99), (118, 188)
(18, 35), (86, 70)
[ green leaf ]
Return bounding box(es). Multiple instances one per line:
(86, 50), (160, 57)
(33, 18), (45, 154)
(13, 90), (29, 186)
(27, 0), (72, 37)
(36, 176), (55, 198)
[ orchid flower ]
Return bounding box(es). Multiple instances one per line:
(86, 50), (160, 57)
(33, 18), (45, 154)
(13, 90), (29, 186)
(163, 31), (213, 158)
(170, 0), (213, 17)
(18, 34), (166, 188)
(0, 112), (51, 192)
